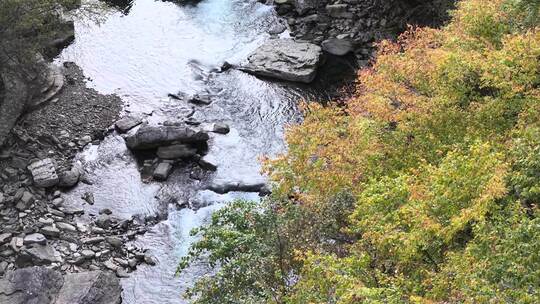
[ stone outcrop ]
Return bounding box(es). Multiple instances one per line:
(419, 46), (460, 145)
(206, 180), (268, 194)
(0, 267), (122, 304)
(240, 38), (323, 83)
(124, 125), (209, 150)
(0, 62), (65, 148)
(273, 0), (455, 64)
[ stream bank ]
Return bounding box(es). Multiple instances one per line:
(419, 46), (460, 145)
(272, 0), (455, 64)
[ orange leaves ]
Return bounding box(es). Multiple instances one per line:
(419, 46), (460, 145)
(265, 103), (381, 204)
(483, 30), (540, 96)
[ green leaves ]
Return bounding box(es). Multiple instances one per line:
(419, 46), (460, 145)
(178, 200), (293, 304)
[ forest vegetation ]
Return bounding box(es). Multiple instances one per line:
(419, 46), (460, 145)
(179, 0), (540, 303)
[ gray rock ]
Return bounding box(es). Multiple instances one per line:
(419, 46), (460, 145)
(188, 93), (213, 105)
(0, 266), (63, 304)
(125, 125), (209, 150)
(0, 233), (12, 245)
(206, 181), (267, 194)
(95, 214), (114, 229)
(105, 236), (123, 248)
(82, 192), (94, 205)
(322, 38), (354, 56)
(199, 154), (218, 171)
(326, 4), (353, 18)
(115, 115), (143, 133)
(99, 208), (113, 215)
(22, 244), (60, 265)
(153, 162), (173, 181)
(38, 218), (54, 225)
(40, 226), (60, 238)
(91, 227), (106, 234)
(0, 266), (122, 304)
(23, 233), (47, 246)
(27, 159), (59, 188)
(58, 166), (80, 188)
(57, 271), (122, 304)
(81, 249), (95, 259)
(56, 222), (77, 232)
(294, 0), (318, 15)
(52, 197), (64, 207)
(10, 237), (23, 251)
(156, 144), (197, 159)
(144, 254), (157, 266)
(211, 123), (230, 134)
(83, 237), (105, 245)
(115, 268), (130, 278)
(241, 39), (323, 83)
(0, 261), (8, 275)
(104, 260), (118, 271)
(59, 205), (84, 215)
(16, 191), (34, 211)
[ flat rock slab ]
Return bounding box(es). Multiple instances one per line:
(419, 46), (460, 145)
(21, 243), (60, 265)
(115, 115), (143, 133)
(27, 158), (59, 188)
(153, 162), (173, 181)
(241, 39), (323, 83)
(0, 267), (122, 304)
(125, 125), (209, 150)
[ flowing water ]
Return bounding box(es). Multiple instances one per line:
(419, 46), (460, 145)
(56, 0), (312, 302)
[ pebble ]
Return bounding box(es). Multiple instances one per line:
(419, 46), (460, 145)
(144, 254), (157, 266)
(52, 197), (64, 207)
(0, 233), (12, 245)
(91, 227), (106, 234)
(104, 259), (119, 271)
(81, 249), (96, 259)
(105, 236), (123, 248)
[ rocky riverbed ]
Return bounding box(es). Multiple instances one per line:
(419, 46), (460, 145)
(0, 63), (166, 279)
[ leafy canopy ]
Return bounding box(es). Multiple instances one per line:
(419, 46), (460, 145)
(180, 0), (540, 303)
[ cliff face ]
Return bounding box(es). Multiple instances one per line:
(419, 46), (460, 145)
(273, 0), (455, 64)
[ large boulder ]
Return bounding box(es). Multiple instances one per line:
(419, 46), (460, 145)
(241, 39), (323, 83)
(124, 125), (209, 150)
(27, 158), (59, 188)
(0, 267), (122, 304)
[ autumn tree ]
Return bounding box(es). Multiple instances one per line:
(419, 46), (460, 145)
(181, 0), (540, 302)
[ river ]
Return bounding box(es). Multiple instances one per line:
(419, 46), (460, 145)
(56, 0), (308, 302)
